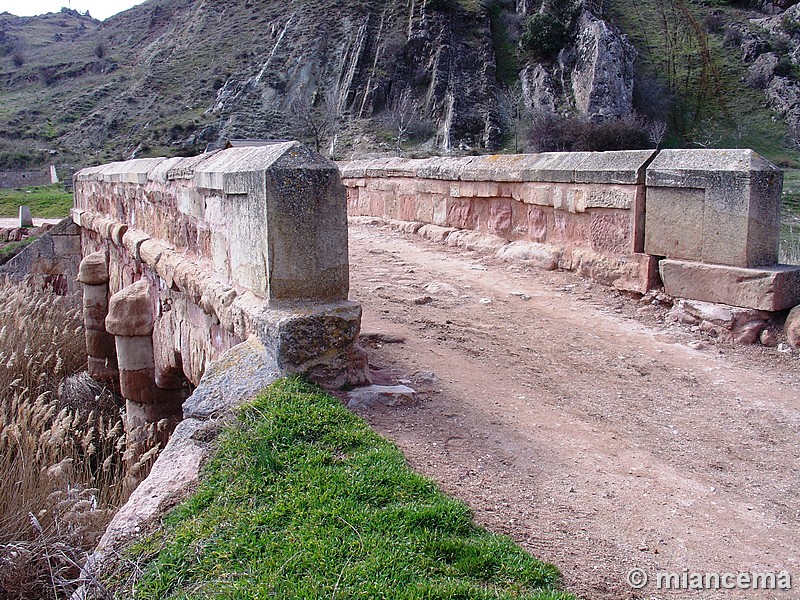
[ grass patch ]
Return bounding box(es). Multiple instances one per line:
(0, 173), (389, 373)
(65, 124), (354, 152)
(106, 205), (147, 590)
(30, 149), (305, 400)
(0, 184), (73, 218)
(782, 169), (800, 264)
(118, 377), (572, 600)
(0, 234), (40, 266)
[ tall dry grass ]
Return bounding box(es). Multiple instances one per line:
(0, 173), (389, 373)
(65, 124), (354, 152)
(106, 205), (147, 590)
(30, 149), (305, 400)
(0, 279), (162, 599)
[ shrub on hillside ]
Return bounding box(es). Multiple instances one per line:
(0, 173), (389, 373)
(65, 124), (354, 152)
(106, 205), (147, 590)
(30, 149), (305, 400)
(528, 115), (652, 152)
(519, 13), (568, 60)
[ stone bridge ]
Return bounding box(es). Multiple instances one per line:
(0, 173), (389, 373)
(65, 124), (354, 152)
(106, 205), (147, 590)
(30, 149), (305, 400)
(4, 142), (800, 571)
(71, 142), (368, 435)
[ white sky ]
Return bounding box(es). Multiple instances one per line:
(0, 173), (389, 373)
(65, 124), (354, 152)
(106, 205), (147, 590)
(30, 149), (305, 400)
(0, 0), (146, 21)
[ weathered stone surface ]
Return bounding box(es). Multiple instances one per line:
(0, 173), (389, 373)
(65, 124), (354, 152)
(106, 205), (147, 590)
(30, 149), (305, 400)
(183, 336), (280, 420)
(660, 259), (800, 311)
(77, 251), (108, 285)
(571, 11), (636, 122)
(589, 212), (633, 254)
(18, 205), (33, 228)
(646, 149), (782, 267)
(669, 298), (771, 345)
(418, 224), (457, 243)
(786, 305), (800, 349)
(92, 417), (210, 558)
(446, 230), (508, 253)
(496, 241), (562, 271)
(573, 152), (655, 185)
(106, 279), (154, 336)
(568, 249), (655, 293)
(386, 219), (424, 234)
(346, 385), (417, 409)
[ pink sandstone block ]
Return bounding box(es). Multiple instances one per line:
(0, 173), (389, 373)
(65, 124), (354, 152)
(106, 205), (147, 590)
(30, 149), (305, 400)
(527, 207), (549, 243)
(397, 195), (417, 222)
(416, 179), (451, 195)
(509, 201), (530, 240)
(415, 196), (435, 223)
(453, 181), (501, 198)
(433, 197), (448, 226)
(589, 212), (634, 255)
(511, 182), (554, 206)
(487, 200), (513, 237)
(551, 211), (590, 246)
(368, 192), (385, 218)
(447, 199), (478, 230)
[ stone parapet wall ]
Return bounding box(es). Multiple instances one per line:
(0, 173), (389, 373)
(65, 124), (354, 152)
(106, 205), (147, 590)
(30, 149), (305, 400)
(341, 149), (800, 311)
(0, 217), (82, 294)
(0, 169), (52, 189)
(342, 151), (658, 293)
(73, 142), (365, 392)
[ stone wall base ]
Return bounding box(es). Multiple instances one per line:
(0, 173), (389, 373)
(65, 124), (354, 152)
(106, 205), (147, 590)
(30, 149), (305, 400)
(352, 216), (658, 294)
(660, 259), (800, 312)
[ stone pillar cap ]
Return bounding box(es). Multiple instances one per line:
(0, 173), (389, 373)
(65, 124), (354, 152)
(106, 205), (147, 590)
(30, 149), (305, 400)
(106, 279), (154, 336)
(77, 251), (109, 285)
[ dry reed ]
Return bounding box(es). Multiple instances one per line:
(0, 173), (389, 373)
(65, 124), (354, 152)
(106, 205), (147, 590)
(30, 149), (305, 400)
(0, 279), (162, 599)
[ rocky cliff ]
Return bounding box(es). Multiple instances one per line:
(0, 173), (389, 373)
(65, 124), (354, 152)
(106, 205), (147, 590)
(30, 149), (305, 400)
(0, 0), (798, 169)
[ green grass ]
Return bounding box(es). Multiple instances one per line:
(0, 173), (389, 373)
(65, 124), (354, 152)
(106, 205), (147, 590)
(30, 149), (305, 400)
(0, 235), (40, 266)
(117, 377), (572, 600)
(0, 184), (73, 218)
(781, 169), (800, 264)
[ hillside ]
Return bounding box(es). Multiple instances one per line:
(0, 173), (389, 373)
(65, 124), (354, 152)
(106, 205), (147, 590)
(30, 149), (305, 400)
(1, 0), (800, 173)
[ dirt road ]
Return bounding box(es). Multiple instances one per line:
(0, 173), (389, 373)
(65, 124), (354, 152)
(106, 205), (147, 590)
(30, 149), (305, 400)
(346, 221), (800, 600)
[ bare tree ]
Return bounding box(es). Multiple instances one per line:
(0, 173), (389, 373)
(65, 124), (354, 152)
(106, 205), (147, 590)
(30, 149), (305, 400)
(503, 82), (529, 154)
(391, 90), (420, 156)
(646, 119), (667, 148)
(290, 92), (339, 155)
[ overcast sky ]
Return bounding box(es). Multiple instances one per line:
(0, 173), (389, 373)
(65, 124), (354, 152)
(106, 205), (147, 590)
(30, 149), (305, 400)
(0, 0), (147, 21)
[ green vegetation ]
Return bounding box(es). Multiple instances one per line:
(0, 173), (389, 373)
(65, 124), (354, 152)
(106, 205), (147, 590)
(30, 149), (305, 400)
(118, 377), (572, 600)
(0, 184), (73, 218)
(0, 235), (40, 265)
(606, 0), (800, 164)
(489, 2), (518, 87)
(781, 169), (800, 264)
(519, 13), (568, 61)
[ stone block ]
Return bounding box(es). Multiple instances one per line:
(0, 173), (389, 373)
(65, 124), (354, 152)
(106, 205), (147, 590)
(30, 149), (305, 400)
(446, 230), (509, 253)
(659, 259), (800, 311)
(19, 205), (33, 228)
(183, 336), (280, 420)
(78, 251), (109, 285)
(527, 207), (549, 243)
(447, 199), (478, 230)
(106, 280), (154, 336)
(568, 250), (656, 293)
(589, 212), (634, 254)
(511, 182), (553, 206)
(496, 241), (561, 271)
(487, 200), (513, 236)
(418, 224), (457, 243)
(645, 149), (782, 267)
(415, 196), (435, 223)
(573, 150), (656, 184)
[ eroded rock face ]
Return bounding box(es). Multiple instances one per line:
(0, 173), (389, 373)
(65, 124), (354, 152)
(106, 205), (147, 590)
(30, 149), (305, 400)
(517, 8), (636, 123)
(570, 11), (636, 121)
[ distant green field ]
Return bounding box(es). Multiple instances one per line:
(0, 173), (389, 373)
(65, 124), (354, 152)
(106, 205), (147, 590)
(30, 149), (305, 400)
(0, 184), (73, 219)
(781, 169), (800, 264)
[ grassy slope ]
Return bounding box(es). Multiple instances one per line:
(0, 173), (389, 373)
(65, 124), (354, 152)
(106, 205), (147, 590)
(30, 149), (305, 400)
(605, 0), (800, 166)
(118, 377), (573, 600)
(0, 184), (72, 218)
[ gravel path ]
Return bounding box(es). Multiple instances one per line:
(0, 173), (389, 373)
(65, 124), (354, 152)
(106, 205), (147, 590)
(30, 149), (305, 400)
(347, 220), (800, 600)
